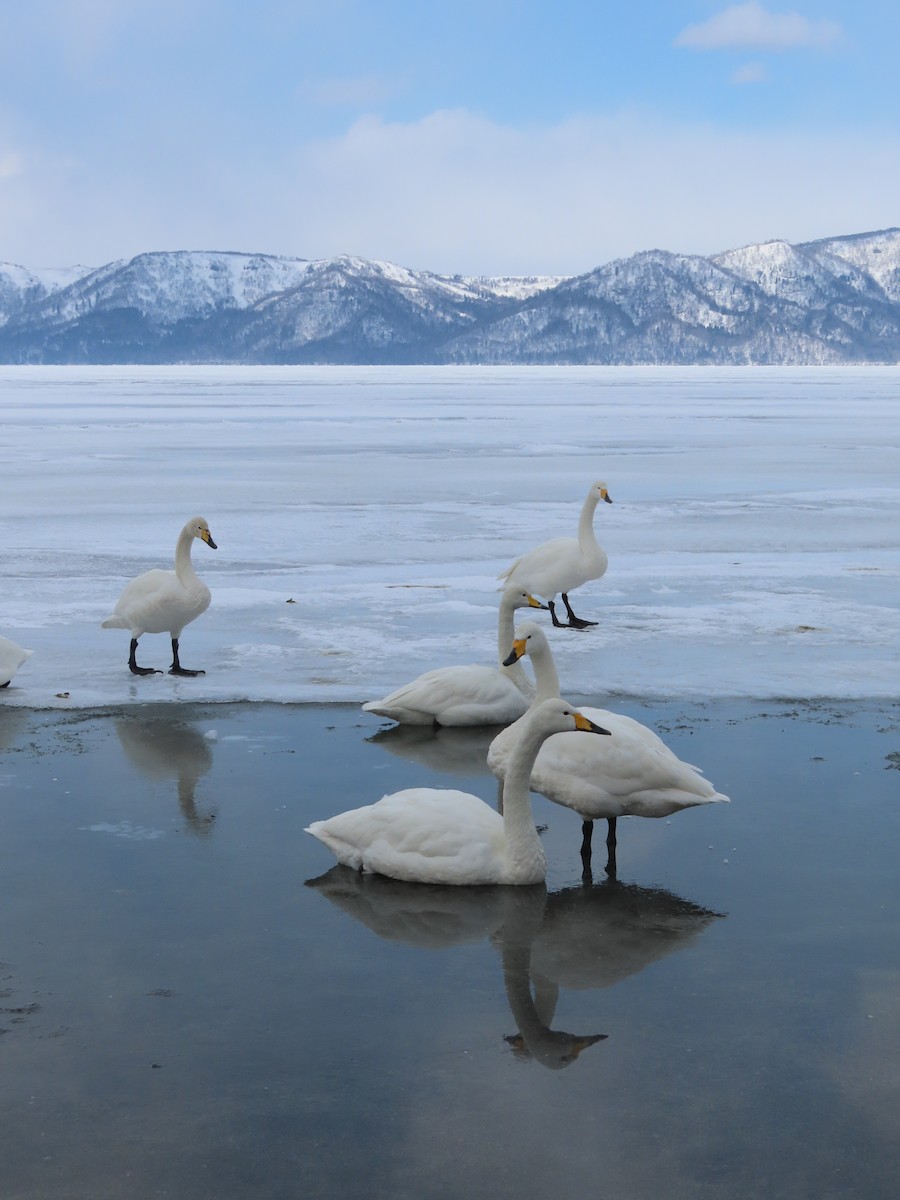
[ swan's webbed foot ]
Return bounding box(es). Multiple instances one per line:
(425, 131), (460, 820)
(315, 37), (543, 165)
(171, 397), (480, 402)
(549, 597), (598, 630)
(168, 638), (205, 677)
(562, 593), (598, 628)
(129, 638), (162, 675)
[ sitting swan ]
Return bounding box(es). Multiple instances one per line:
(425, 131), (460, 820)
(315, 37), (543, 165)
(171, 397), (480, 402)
(499, 480), (612, 629)
(361, 587), (547, 727)
(490, 622), (729, 863)
(0, 635), (33, 688)
(101, 516), (217, 676)
(305, 698), (610, 886)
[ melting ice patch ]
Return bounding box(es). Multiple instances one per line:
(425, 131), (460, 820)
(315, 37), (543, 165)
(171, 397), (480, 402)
(81, 822), (165, 840)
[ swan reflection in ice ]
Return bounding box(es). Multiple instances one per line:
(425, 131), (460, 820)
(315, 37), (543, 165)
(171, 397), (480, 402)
(366, 721), (501, 779)
(115, 714), (217, 836)
(306, 867), (723, 1070)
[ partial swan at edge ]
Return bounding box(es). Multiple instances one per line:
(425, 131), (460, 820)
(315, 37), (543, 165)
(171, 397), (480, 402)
(0, 635), (33, 688)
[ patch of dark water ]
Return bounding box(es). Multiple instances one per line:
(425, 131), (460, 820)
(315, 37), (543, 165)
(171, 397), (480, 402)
(1, 700), (899, 1199)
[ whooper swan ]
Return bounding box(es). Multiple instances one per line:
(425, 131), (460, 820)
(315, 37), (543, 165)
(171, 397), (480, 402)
(362, 587), (547, 727)
(490, 621), (729, 865)
(101, 516), (217, 676)
(499, 480), (612, 629)
(305, 698), (611, 886)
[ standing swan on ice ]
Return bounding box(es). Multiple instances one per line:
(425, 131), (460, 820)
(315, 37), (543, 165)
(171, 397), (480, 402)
(306, 698), (611, 886)
(102, 516), (217, 676)
(0, 636), (32, 688)
(499, 480), (612, 629)
(492, 622), (729, 867)
(362, 587), (548, 727)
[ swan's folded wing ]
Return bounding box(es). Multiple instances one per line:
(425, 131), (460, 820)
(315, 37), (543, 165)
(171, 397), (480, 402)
(306, 788), (506, 882)
(363, 664), (526, 724)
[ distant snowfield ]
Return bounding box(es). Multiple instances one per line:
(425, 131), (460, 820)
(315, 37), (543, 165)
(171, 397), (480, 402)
(1, 365), (898, 710)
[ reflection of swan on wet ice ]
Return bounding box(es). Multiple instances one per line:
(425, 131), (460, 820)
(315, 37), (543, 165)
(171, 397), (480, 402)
(305, 865), (510, 949)
(493, 887), (607, 1070)
(306, 867), (602, 1068)
(527, 875), (724, 994)
(366, 721), (500, 778)
(305, 865), (723, 1070)
(115, 715), (216, 836)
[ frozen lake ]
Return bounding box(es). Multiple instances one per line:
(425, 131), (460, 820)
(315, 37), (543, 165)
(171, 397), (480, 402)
(1, 365), (898, 708)
(3, 366), (900, 1198)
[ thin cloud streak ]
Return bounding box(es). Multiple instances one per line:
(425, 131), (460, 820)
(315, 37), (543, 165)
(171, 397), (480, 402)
(674, 2), (843, 52)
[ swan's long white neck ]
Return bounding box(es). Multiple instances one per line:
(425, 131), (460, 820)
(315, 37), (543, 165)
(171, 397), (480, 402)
(497, 594), (535, 695)
(501, 716), (550, 872)
(528, 638), (562, 705)
(577, 492), (601, 554)
(174, 528), (202, 588)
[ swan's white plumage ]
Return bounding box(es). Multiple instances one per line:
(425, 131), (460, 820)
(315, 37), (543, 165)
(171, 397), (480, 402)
(102, 516), (215, 641)
(306, 698), (605, 886)
(488, 623), (699, 779)
(499, 480), (611, 603)
(362, 587), (545, 726)
(0, 636), (33, 687)
(489, 622), (728, 822)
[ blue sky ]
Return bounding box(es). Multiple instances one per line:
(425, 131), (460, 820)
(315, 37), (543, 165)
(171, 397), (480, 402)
(1, 1), (898, 274)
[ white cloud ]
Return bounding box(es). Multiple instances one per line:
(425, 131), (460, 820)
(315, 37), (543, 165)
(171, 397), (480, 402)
(731, 61), (770, 83)
(675, 3), (843, 52)
(300, 74), (400, 108)
(3, 108), (899, 276)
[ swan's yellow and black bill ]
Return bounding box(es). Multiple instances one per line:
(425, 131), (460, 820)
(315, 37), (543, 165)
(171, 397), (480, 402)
(502, 638), (527, 667)
(601, 488), (613, 504)
(201, 529), (218, 549)
(527, 593), (549, 610)
(573, 711), (611, 735)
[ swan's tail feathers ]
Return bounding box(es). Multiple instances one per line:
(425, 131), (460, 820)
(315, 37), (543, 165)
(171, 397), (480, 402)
(101, 615), (130, 629)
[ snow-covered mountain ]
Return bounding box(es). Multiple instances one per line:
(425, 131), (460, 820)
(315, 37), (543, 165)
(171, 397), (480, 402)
(0, 262), (94, 326)
(1, 230), (898, 364)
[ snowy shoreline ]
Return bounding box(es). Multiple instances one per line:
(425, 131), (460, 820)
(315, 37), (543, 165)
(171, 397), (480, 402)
(2, 365), (898, 710)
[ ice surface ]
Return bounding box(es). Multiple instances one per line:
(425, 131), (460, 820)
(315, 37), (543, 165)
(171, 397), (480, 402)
(0, 365), (898, 709)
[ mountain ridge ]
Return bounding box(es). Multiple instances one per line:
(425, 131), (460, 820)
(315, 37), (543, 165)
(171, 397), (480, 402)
(1, 228), (898, 364)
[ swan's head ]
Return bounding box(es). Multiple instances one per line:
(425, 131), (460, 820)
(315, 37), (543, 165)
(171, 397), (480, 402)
(186, 516), (217, 550)
(503, 587), (548, 612)
(590, 480), (613, 504)
(503, 620), (548, 665)
(528, 697), (611, 737)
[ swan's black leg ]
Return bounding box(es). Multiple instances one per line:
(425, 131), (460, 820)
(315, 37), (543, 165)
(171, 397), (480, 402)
(168, 637), (205, 677)
(548, 600), (569, 629)
(562, 592), (598, 628)
(129, 638), (161, 676)
(580, 819), (593, 865)
(605, 818), (618, 879)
